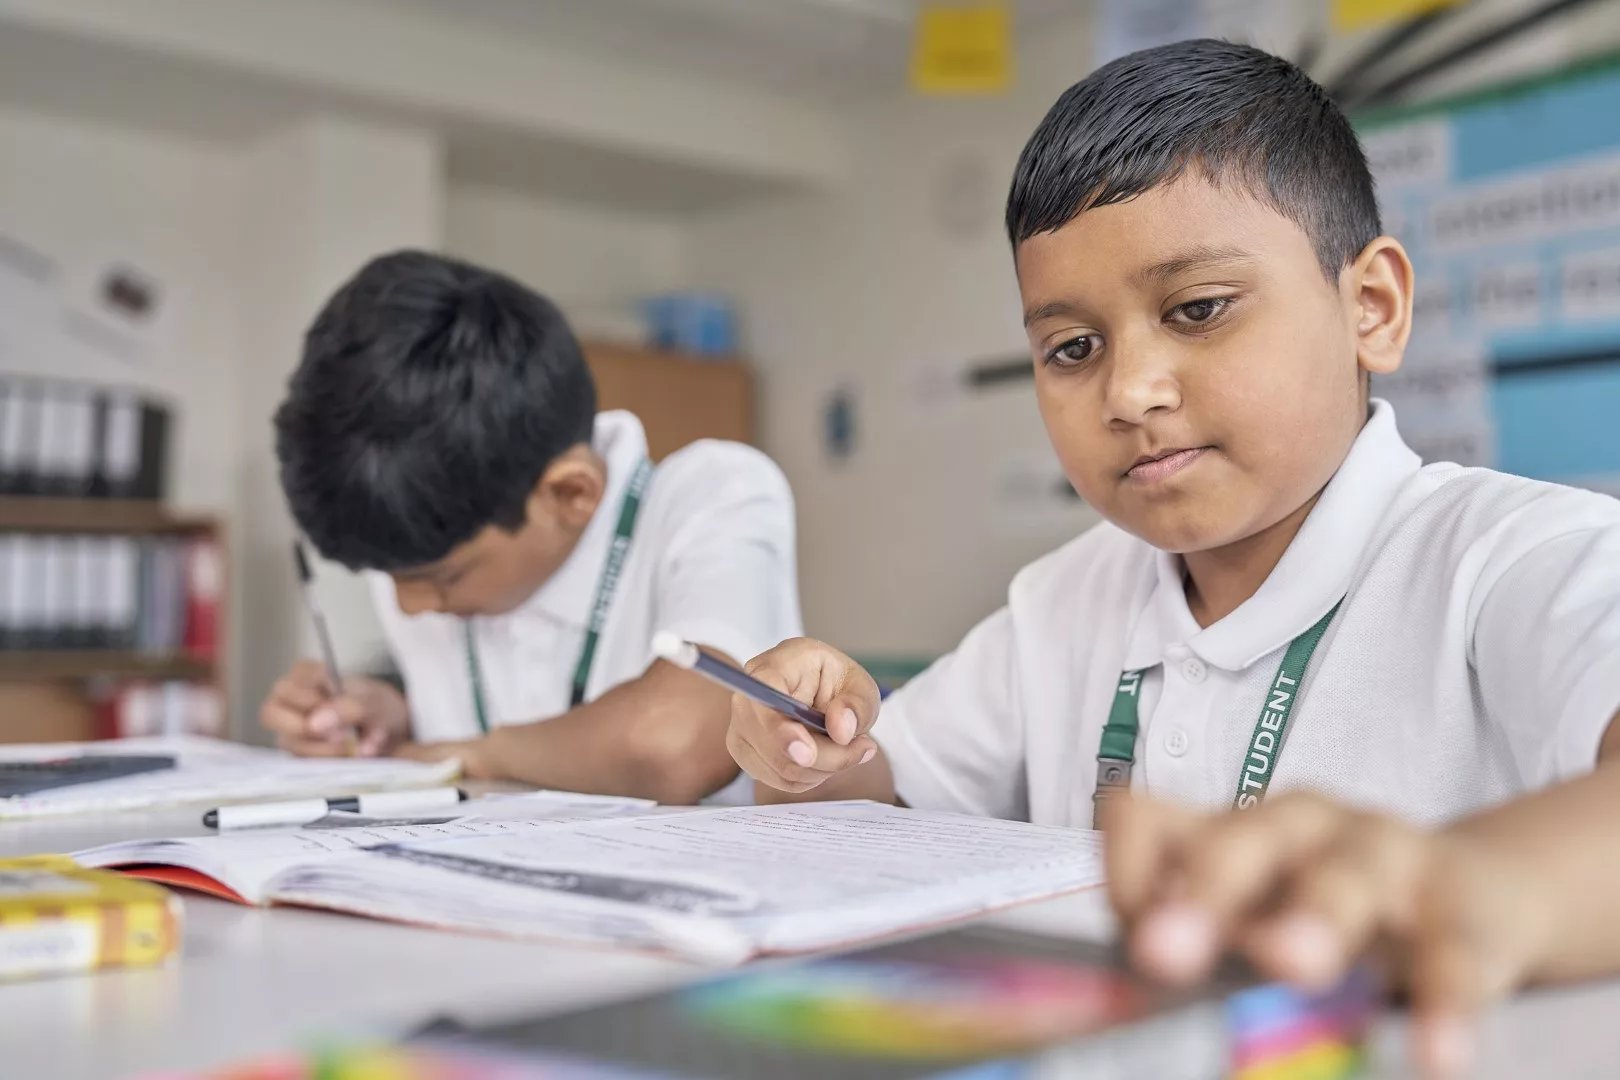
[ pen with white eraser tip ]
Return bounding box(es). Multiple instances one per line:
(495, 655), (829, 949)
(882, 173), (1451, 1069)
(652, 631), (828, 732)
(203, 787), (467, 830)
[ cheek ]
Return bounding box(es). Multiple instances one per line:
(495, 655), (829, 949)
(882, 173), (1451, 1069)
(1035, 375), (1112, 495)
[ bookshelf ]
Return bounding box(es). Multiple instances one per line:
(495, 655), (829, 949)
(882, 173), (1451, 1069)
(0, 496), (224, 743)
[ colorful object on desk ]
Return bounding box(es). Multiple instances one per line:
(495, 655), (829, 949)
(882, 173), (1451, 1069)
(683, 956), (1144, 1058)
(143, 1045), (668, 1080)
(1226, 968), (1375, 1080)
(0, 854), (181, 980)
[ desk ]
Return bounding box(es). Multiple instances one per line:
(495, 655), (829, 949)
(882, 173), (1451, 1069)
(2, 811), (1618, 1080)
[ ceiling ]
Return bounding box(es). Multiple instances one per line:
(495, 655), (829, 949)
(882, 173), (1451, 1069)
(368, 0), (1090, 103)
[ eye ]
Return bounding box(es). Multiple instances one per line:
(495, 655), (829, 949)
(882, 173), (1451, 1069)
(1167, 296), (1234, 328)
(1045, 334), (1103, 369)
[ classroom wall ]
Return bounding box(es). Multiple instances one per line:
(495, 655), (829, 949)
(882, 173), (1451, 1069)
(445, 185), (688, 341)
(683, 22), (1103, 660)
(0, 103), (243, 515)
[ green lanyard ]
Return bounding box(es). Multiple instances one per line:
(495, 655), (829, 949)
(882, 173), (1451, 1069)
(464, 458), (653, 733)
(1092, 600), (1342, 827)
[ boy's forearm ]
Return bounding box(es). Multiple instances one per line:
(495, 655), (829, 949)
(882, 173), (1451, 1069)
(453, 662), (740, 804)
(753, 745), (899, 806)
(1448, 714), (1620, 984)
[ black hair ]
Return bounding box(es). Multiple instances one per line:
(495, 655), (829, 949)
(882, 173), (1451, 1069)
(274, 250), (596, 571)
(1006, 39), (1381, 279)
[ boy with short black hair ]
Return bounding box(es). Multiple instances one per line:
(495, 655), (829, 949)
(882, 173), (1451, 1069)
(264, 251), (801, 805)
(725, 41), (1620, 1073)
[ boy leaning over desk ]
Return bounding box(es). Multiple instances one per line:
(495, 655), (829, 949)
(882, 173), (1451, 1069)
(725, 40), (1620, 1076)
(259, 251), (802, 806)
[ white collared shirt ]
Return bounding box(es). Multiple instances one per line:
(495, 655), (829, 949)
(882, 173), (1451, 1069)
(878, 401), (1620, 827)
(370, 411), (802, 759)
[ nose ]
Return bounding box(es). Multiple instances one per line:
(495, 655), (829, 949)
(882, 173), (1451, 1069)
(1103, 335), (1182, 426)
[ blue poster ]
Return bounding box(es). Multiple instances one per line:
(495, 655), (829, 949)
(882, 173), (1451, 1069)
(1358, 56), (1620, 495)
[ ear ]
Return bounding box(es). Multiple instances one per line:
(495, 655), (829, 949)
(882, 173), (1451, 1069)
(527, 445), (606, 532)
(1346, 236), (1414, 378)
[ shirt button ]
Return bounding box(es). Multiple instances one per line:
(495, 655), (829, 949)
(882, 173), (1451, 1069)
(1165, 728), (1190, 757)
(1181, 656), (1208, 684)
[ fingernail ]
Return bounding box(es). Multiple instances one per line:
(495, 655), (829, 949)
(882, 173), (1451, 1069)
(859, 747), (876, 765)
(787, 741), (815, 767)
(1137, 904), (1215, 985)
(1419, 1014), (1474, 1078)
(309, 707), (338, 735)
(1272, 915), (1342, 989)
(839, 708), (860, 740)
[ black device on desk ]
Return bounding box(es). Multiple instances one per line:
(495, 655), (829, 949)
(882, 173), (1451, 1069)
(0, 755), (176, 798)
(414, 925), (1375, 1080)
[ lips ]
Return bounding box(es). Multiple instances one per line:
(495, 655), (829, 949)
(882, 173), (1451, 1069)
(1126, 446), (1211, 484)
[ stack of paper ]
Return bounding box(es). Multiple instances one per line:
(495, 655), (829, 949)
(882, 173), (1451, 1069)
(0, 735), (460, 820)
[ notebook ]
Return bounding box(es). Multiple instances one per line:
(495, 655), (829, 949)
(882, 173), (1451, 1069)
(74, 790), (657, 904)
(0, 736), (460, 820)
(78, 801), (1106, 965)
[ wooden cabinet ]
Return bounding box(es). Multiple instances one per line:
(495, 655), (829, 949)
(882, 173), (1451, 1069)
(583, 342), (753, 460)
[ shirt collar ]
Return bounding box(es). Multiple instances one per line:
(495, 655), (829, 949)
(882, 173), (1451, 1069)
(1122, 399), (1420, 671)
(518, 410), (649, 628)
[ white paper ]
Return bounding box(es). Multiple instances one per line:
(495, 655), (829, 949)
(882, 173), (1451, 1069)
(74, 790), (657, 903)
(0, 736), (462, 820)
(267, 801), (1106, 964)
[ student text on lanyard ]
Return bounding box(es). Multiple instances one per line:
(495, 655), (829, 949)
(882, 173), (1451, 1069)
(1092, 600), (1341, 828)
(463, 458), (654, 733)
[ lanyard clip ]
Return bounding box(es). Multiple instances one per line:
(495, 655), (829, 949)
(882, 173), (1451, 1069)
(1092, 758), (1132, 829)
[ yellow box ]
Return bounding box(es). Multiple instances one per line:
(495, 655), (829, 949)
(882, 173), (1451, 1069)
(0, 854), (182, 980)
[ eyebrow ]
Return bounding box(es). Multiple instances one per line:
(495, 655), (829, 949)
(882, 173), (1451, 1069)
(1022, 243), (1259, 327)
(1129, 243), (1257, 287)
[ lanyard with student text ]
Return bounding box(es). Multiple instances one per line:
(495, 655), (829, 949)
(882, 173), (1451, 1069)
(1091, 600), (1342, 828)
(463, 457), (654, 733)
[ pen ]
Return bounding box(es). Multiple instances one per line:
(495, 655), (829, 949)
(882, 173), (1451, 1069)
(294, 540), (345, 698)
(203, 787), (468, 830)
(294, 540), (357, 754)
(652, 631), (828, 732)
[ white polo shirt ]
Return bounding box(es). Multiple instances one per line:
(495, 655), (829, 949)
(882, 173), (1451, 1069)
(879, 401), (1620, 827)
(370, 411), (802, 756)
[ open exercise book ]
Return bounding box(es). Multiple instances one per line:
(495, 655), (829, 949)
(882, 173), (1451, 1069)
(76, 800), (1105, 964)
(0, 736), (460, 820)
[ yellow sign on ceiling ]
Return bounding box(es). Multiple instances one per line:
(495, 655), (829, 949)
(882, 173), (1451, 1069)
(1332, 0), (1466, 32)
(911, 3), (1012, 95)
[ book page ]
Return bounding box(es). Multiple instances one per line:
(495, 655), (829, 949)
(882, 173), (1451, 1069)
(267, 802), (1105, 962)
(73, 791), (657, 903)
(0, 736), (460, 820)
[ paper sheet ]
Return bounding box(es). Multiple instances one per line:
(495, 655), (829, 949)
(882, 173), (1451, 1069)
(0, 736), (460, 820)
(268, 801), (1106, 963)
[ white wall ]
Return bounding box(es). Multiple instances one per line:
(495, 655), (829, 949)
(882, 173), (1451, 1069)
(685, 23), (1104, 660)
(445, 184), (688, 340)
(0, 104), (242, 513)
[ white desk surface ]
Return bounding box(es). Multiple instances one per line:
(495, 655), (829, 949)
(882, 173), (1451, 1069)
(3, 808), (1619, 1080)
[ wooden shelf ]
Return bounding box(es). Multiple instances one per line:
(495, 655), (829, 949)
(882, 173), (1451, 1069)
(582, 341), (753, 460)
(0, 497), (217, 534)
(0, 651), (214, 681)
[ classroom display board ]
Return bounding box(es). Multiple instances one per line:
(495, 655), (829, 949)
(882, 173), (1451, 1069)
(1359, 56), (1620, 495)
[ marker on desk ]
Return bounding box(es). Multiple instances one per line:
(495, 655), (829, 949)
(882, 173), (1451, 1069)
(203, 787), (468, 830)
(652, 631), (827, 732)
(294, 540), (353, 753)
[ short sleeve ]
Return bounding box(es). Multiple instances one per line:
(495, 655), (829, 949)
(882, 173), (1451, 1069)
(1474, 523), (1620, 785)
(877, 606), (1027, 820)
(651, 445), (803, 668)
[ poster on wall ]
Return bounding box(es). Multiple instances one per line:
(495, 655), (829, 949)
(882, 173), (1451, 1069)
(1360, 58), (1620, 496)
